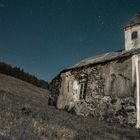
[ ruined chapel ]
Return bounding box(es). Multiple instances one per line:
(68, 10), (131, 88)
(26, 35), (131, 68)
(50, 12), (140, 128)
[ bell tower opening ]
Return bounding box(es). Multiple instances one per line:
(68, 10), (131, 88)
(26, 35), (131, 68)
(131, 31), (138, 40)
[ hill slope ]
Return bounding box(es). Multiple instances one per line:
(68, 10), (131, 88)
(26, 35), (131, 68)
(0, 73), (49, 107)
(0, 73), (140, 140)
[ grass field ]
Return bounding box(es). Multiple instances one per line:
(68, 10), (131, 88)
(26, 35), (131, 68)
(0, 73), (140, 140)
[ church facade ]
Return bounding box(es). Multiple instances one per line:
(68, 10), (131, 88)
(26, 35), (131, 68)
(50, 12), (140, 128)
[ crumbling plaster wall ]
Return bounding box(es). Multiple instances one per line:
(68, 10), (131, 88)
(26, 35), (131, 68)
(56, 72), (80, 109)
(51, 57), (136, 126)
(125, 25), (140, 51)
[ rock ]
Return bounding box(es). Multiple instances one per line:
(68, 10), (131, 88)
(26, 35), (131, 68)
(127, 113), (137, 127)
(125, 106), (135, 112)
(74, 101), (89, 116)
(116, 115), (125, 125)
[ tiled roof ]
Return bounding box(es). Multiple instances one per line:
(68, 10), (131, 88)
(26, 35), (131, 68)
(124, 12), (140, 30)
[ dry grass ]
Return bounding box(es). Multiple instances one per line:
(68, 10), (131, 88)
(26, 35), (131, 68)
(0, 74), (140, 140)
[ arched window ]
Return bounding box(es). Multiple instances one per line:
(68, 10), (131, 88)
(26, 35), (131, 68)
(79, 74), (88, 100)
(131, 31), (138, 40)
(80, 82), (87, 99)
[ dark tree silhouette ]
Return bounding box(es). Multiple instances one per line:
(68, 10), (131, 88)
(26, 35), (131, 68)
(0, 62), (49, 89)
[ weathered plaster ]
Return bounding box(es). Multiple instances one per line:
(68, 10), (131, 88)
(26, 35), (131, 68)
(125, 25), (140, 50)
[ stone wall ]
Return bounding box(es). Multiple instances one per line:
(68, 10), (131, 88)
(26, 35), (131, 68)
(50, 56), (136, 127)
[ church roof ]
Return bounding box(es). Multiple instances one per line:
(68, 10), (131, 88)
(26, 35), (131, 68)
(130, 12), (140, 24)
(60, 48), (140, 74)
(73, 48), (140, 68)
(124, 12), (140, 30)
(74, 51), (121, 67)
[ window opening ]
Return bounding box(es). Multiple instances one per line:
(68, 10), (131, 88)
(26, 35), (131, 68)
(131, 31), (138, 40)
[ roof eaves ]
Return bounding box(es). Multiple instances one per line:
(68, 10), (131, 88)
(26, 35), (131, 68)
(60, 48), (140, 74)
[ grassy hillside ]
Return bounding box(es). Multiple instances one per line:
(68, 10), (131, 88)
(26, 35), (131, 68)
(0, 73), (140, 140)
(0, 74), (49, 107)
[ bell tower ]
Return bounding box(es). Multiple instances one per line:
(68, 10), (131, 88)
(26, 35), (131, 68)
(124, 12), (140, 51)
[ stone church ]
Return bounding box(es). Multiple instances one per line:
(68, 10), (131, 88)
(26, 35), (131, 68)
(50, 12), (140, 128)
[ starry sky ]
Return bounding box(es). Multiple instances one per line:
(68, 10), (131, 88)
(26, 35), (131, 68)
(0, 0), (140, 81)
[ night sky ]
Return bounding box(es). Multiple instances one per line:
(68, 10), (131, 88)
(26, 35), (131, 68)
(0, 0), (140, 81)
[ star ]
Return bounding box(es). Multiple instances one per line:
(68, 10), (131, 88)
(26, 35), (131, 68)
(0, 3), (5, 8)
(29, 10), (33, 15)
(97, 15), (104, 26)
(101, 21), (104, 25)
(79, 38), (83, 42)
